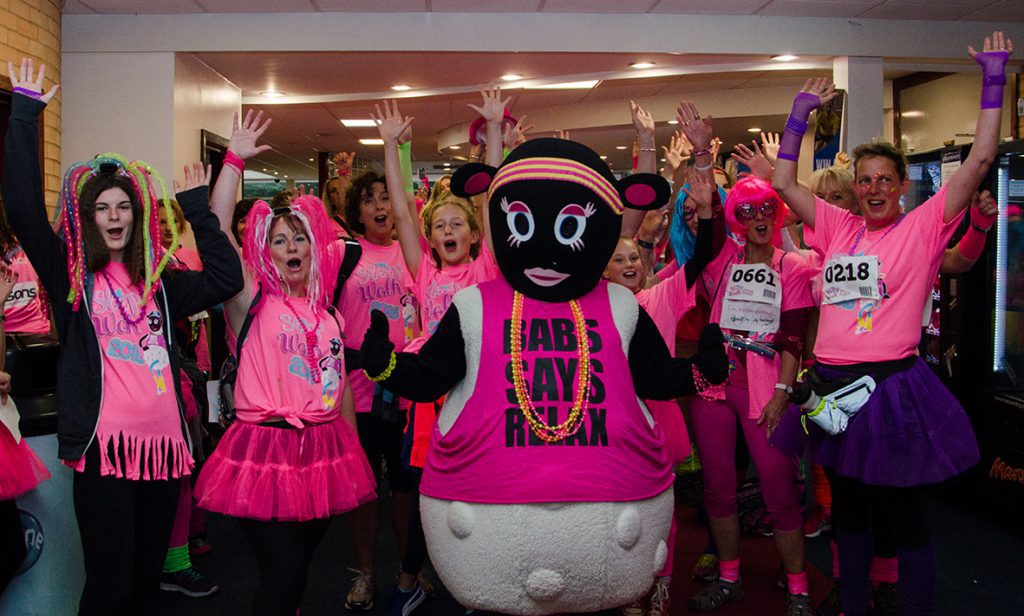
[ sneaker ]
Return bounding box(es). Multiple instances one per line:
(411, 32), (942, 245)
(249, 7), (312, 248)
(803, 507), (831, 538)
(388, 581), (426, 616)
(691, 553), (719, 582)
(188, 536), (212, 557)
(687, 577), (744, 612)
(646, 578), (670, 616)
(619, 600), (644, 616)
(871, 582), (901, 616)
(816, 580), (842, 616)
(787, 593), (814, 616)
(417, 568), (436, 597)
(160, 567), (219, 598)
(345, 568), (376, 611)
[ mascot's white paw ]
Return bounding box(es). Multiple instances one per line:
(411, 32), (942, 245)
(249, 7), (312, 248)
(421, 488), (673, 615)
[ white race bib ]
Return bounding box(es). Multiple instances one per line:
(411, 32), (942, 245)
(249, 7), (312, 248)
(821, 255), (879, 305)
(721, 263), (781, 334)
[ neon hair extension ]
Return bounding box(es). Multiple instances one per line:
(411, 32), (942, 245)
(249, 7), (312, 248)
(54, 153), (176, 311)
(241, 194), (340, 310)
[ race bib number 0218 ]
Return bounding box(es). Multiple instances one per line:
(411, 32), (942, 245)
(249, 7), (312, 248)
(721, 263), (781, 334)
(821, 255), (879, 305)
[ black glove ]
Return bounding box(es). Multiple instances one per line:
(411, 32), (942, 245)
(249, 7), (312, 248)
(360, 309), (395, 378)
(693, 323), (729, 385)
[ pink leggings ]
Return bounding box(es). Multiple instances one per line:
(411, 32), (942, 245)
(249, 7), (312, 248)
(690, 384), (802, 532)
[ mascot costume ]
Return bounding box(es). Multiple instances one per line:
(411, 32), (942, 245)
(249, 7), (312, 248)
(361, 138), (728, 614)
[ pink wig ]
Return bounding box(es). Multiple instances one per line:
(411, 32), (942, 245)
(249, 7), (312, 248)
(724, 176), (790, 244)
(241, 195), (340, 309)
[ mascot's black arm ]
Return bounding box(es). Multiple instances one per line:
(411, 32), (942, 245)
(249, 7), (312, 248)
(684, 217), (714, 287)
(629, 309), (726, 400)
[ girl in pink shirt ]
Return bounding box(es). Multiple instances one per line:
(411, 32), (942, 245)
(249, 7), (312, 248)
(195, 112), (376, 615)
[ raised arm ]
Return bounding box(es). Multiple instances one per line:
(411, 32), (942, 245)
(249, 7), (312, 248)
(210, 109), (272, 245)
(941, 189), (997, 274)
(468, 86), (510, 169)
(677, 100), (716, 188)
(374, 100), (421, 276)
(771, 78), (838, 229)
(731, 140), (774, 182)
(944, 31), (1014, 222)
(622, 100), (659, 238)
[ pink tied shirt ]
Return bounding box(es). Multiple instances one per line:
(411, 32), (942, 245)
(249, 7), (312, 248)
(809, 186), (963, 365)
(419, 278), (673, 504)
(231, 295), (346, 428)
(72, 262), (191, 480)
(4, 251), (50, 335)
(701, 241), (814, 418)
(336, 239), (416, 412)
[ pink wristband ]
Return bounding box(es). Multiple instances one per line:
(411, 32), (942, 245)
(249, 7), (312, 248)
(223, 150), (244, 174)
(958, 224), (987, 261)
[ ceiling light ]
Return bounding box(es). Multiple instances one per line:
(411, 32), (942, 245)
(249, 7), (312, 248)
(771, 54), (799, 62)
(261, 91), (284, 98)
(340, 119), (377, 127)
(262, 168), (267, 171)
(308, 158), (314, 162)
(283, 175), (288, 178)
(359, 138), (384, 145)
(501, 73), (523, 82)
(630, 61), (656, 69)
(449, 145), (461, 150)
(667, 120), (678, 125)
(391, 84), (413, 91)
(748, 127), (761, 133)
(273, 171), (278, 175)
(615, 146), (628, 150)
(901, 111), (924, 118)
(600, 155), (608, 160)
(524, 80), (600, 90)
(443, 162), (452, 167)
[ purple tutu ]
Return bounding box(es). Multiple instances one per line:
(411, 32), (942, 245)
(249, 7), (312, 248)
(771, 357), (979, 487)
(195, 418), (377, 522)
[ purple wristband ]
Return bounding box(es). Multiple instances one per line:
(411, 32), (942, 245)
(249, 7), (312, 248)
(976, 50), (1009, 109)
(13, 87), (42, 100)
(778, 92), (820, 162)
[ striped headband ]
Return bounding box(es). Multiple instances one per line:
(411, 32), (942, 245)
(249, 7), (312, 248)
(487, 157), (623, 215)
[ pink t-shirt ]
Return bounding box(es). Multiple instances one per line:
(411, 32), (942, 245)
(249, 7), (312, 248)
(415, 244), (499, 337)
(336, 239), (416, 412)
(73, 262), (192, 480)
(419, 278), (672, 503)
(636, 262), (696, 355)
(231, 295), (345, 427)
(809, 187), (963, 365)
(172, 247), (211, 372)
(4, 251), (50, 335)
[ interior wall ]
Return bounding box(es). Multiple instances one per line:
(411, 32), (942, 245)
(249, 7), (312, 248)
(900, 73), (1013, 153)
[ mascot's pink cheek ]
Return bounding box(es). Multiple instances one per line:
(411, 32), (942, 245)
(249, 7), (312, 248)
(625, 184), (656, 207)
(465, 172), (493, 196)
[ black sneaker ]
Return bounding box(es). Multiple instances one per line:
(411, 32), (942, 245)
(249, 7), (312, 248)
(816, 580), (841, 616)
(160, 567), (219, 598)
(871, 582), (902, 616)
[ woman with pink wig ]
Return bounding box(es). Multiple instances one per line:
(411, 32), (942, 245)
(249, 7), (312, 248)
(193, 111), (376, 616)
(682, 164), (815, 612)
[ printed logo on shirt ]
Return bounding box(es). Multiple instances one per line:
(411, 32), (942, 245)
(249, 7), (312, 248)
(140, 311), (170, 395)
(501, 317), (608, 448)
(400, 292), (418, 342)
(424, 282), (457, 335)
(320, 337), (343, 408)
(5, 281), (38, 308)
(354, 262), (404, 303)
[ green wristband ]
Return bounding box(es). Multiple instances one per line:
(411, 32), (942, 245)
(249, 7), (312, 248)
(398, 142), (414, 193)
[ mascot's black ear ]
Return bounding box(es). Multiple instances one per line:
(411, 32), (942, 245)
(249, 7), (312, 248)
(451, 163), (499, 198)
(618, 173), (671, 211)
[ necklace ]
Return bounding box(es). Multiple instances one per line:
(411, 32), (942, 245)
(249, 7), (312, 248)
(849, 214), (904, 256)
(510, 290), (592, 443)
(100, 270), (147, 327)
(281, 295), (323, 384)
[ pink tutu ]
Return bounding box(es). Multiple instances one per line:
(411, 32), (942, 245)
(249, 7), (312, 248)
(194, 418), (377, 521)
(0, 428), (51, 500)
(647, 399), (691, 466)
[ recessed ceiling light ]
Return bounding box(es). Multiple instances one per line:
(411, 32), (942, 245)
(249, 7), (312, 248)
(443, 162), (452, 167)
(283, 175), (288, 178)
(901, 111), (924, 118)
(391, 84), (413, 91)
(771, 54), (799, 62)
(340, 119), (377, 127)
(667, 120), (678, 125)
(748, 127), (761, 133)
(262, 168), (267, 171)
(449, 145), (461, 150)
(615, 146), (628, 150)
(273, 171), (278, 175)
(261, 91), (284, 98)
(501, 73), (523, 82)
(600, 155), (608, 159)
(630, 61), (656, 69)
(308, 158), (314, 162)
(359, 138), (384, 145)
(524, 80), (600, 90)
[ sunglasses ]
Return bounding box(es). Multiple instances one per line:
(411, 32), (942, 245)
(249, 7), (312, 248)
(683, 206), (697, 221)
(734, 199), (777, 221)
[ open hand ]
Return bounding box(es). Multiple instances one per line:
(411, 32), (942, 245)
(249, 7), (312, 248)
(7, 58), (59, 104)
(731, 140), (774, 181)
(229, 110), (273, 160)
(174, 162), (212, 193)
(372, 100), (414, 145)
(468, 86), (509, 123)
(800, 77), (839, 108)
(676, 100), (713, 150)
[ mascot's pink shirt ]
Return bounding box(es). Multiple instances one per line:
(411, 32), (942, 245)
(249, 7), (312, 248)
(5, 250), (50, 335)
(230, 295), (345, 428)
(420, 278), (672, 504)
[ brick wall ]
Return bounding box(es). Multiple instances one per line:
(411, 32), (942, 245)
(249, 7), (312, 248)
(0, 0), (61, 210)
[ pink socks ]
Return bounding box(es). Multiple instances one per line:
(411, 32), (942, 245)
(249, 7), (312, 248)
(719, 558), (741, 583)
(787, 571), (810, 596)
(870, 555), (899, 585)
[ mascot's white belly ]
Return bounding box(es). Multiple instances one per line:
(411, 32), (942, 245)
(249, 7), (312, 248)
(422, 490), (673, 614)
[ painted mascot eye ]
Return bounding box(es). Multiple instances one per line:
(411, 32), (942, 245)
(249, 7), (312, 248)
(501, 198), (535, 247)
(553, 203), (596, 251)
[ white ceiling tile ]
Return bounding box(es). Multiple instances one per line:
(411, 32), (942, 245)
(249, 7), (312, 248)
(432, 0), (541, 11)
(651, 0), (773, 15)
(71, 0), (203, 13)
(62, 0), (98, 14)
(541, 0), (656, 13)
(200, 0), (316, 13)
(757, 0), (880, 18)
(315, 0), (428, 11)
(962, 0), (1024, 22)
(860, 2), (989, 20)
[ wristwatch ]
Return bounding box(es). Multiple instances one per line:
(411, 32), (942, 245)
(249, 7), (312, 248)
(774, 383), (793, 394)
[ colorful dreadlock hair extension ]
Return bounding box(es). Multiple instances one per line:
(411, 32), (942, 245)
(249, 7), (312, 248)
(55, 153), (178, 311)
(241, 195), (340, 310)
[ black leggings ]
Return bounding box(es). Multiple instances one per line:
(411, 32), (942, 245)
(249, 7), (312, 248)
(238, 517), (332, 616)
(828, 472), (930, 550)
(73, 448), (181, 616)
(0, 498), (26, 597)
(401, 490), (428, 577)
